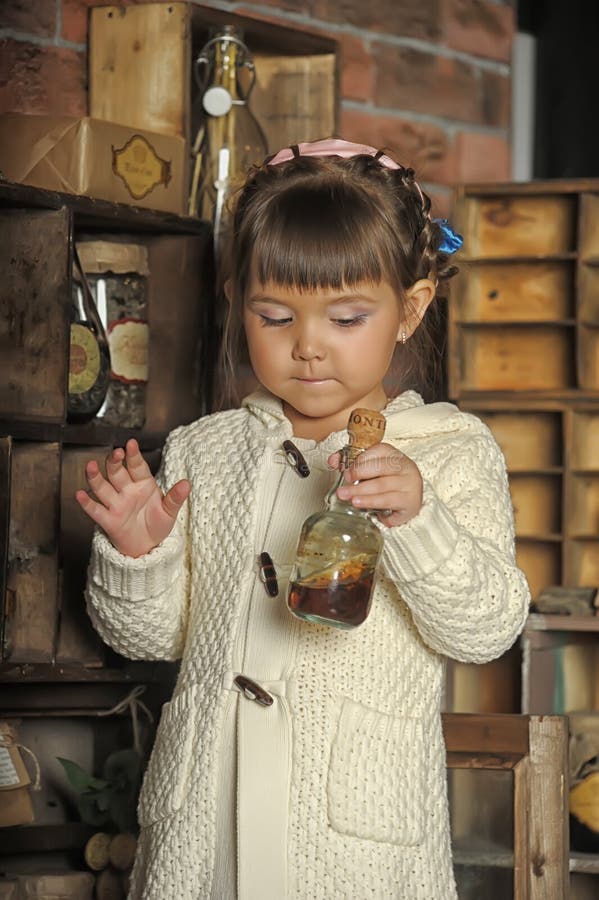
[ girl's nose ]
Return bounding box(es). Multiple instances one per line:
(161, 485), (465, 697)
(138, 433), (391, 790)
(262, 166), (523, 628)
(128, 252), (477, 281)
(292, 327), (325, 361)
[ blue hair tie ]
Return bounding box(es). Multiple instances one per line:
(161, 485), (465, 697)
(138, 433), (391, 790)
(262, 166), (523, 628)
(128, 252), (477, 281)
(433, 219), (463, 255)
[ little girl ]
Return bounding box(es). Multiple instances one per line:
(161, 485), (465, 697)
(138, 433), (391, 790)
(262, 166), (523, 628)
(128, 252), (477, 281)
(79, 139), (530, 900)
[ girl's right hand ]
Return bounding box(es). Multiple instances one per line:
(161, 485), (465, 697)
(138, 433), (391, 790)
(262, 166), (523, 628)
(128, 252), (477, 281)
(75, 438), (191, 559)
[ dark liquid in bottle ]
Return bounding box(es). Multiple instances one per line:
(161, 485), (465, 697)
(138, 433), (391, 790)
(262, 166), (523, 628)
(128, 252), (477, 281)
(288, 569), (374, 629)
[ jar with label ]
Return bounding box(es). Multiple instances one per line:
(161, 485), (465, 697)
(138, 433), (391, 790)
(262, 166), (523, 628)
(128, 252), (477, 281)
(76, 240), (150, 428)
(286, 408), (386, 629)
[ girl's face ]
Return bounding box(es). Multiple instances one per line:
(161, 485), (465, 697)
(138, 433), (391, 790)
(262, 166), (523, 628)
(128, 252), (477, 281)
(243, 272), (432, 440)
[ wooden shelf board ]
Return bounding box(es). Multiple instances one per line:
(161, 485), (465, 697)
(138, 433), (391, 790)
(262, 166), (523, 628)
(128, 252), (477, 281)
(452, 837), (514, 870)
(508, 468), (563, 475)
(0, 419), (169, 450)
(515, 534), (563, 542)
(570, 851), (599, 873)
(0, 178), (210, 236)
(0, 661), (174, 683)
(0, 822), (96, 855)
(455, 391), (599, 406)
(457, 319), (576, 327)
(458, 178), (599, 195)
(458, 253), (577, 263)
(526, 613), (599, 633)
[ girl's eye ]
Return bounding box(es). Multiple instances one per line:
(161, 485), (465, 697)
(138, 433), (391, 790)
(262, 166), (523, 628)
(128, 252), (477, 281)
(259, 315), (293, 327)
(333, 315), (368, 328)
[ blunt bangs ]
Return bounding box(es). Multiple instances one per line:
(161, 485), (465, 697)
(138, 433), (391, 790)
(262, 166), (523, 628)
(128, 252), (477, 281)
(248, 181), (402, 294)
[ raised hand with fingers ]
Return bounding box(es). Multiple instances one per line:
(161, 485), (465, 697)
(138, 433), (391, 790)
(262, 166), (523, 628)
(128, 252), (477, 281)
(76, 438), (191, 558)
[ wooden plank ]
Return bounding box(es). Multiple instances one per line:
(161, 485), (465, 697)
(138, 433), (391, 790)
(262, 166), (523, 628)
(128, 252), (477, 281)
(569, 539), (599, 588)
(578, 265), (599, 322)
(526, 613), (599, 633)
(253, 53), (337, 151)
(0, 661), (174, 683)
(5, 443), (60, 662)
(442, 713), (529, 755)
(56, 446), (111, 665)
(89, 3), (191, 139)
(579, 193), (599, 261)
(145, 233), (212, 430)
(513, 756), (530, 899)
(0, 208), (70, 421)
(578, 325), (599, 391)
(571, 411), (599, 470)
(0, 437), (11, 660)
(446, 751), (522, 770)
(526, 716), (569, 898)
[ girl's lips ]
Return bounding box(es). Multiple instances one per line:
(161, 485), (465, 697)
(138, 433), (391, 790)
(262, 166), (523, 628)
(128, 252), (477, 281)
(295, 377), (331, 384)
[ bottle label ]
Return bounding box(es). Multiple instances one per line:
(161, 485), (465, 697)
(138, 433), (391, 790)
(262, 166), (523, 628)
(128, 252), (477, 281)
(108, 319), (149, 384)
(69, 323), (101, 393)
(112, 135), (172, 201)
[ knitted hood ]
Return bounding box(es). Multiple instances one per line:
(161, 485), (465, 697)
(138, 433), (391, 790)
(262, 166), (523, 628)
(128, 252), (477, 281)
(242, 388), (466, 445)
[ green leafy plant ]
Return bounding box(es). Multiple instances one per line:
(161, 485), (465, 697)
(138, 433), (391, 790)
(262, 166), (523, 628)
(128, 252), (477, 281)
(57, 748), (142, 833)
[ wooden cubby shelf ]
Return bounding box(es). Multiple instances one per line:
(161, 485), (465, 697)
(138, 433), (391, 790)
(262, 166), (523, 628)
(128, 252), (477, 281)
(451, 180), (599, 896)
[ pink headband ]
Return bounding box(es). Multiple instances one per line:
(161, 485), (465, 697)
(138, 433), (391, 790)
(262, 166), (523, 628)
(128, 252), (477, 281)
(267, 138), (426, 206)
(268, 138), (400, 171)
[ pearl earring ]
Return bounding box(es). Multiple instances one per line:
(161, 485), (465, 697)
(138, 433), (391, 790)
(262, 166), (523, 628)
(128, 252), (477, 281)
(401, 331), (407, 344)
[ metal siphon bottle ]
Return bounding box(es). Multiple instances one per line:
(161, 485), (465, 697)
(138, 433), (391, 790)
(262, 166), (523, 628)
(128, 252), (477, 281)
(287, 408), (386, 630)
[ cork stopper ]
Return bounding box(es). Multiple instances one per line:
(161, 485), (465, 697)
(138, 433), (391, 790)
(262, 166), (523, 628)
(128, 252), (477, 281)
(347, 408), (386, 461)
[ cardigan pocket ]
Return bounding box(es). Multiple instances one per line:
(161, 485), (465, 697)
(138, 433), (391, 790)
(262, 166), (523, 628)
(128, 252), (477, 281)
(327, 698), (425, 846)
(137, 684), (198, 827)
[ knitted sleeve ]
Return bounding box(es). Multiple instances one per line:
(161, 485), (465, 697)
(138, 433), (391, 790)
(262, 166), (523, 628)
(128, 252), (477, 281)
(380, 426), (530, 664)
(84, 428), (191, 661)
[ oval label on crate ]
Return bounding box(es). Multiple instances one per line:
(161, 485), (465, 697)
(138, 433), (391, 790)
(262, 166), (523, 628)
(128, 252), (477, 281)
(108, 318), (149, 383)
(112, 135), (172, 200)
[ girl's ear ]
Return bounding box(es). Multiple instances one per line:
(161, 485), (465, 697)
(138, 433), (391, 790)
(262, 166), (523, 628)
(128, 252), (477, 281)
(397, 278), (436, 341)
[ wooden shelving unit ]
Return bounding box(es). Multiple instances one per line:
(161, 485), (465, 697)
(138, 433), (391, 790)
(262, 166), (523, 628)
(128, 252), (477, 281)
(450, 178), (599, 897)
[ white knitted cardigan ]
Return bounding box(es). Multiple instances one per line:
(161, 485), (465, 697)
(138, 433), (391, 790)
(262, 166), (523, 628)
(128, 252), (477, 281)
(86, 389), (530, 900)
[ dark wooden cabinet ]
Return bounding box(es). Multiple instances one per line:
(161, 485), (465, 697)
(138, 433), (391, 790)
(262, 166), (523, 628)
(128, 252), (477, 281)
(0, 180), (210, 871)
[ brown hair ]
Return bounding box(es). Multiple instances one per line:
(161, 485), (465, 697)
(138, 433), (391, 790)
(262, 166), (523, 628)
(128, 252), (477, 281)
(218, 152), (458, 408)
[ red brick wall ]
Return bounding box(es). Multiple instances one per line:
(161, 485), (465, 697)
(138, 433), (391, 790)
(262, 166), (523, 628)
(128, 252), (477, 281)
(0, 0), (514, 215)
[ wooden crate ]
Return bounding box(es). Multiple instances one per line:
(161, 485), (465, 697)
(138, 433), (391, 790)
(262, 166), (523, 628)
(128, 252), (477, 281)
(475, 411), (562, 469)
(89, 3), (338, 158)
(0, 208), (70, 422)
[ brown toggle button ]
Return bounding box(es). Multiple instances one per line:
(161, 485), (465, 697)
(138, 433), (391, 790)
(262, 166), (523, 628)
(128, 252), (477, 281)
(234, 674), (274, 707)
(283, 440), (310, 478)
(259, 551), (279, 597)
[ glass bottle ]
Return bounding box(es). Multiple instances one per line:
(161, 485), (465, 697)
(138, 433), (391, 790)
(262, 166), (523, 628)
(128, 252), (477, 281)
(67, 248), (111, 424)
(189, 26), (268, 259)
(287, 408), (386, 630)
(76, 239), (149, 429)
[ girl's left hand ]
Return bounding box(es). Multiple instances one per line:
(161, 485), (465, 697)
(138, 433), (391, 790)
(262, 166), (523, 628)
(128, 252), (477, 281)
(327, 442), (423, 528)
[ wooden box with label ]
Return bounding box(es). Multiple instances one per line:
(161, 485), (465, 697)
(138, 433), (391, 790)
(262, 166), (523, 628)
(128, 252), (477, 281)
(0, 114), (187, 216)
